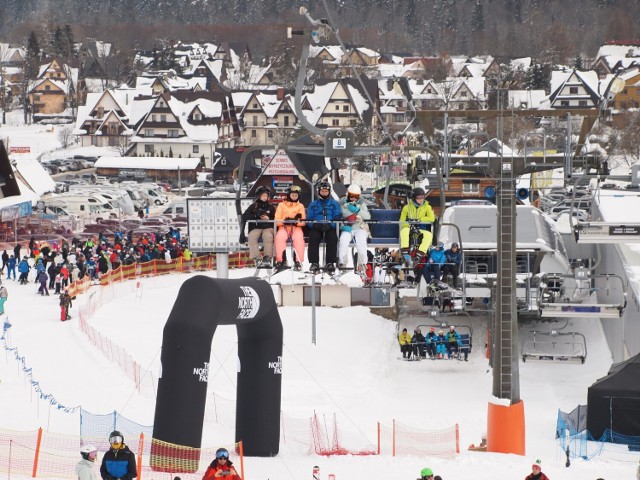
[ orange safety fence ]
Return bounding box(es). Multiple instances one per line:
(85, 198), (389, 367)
(72, 253), (252, 397)
(0, 427), (245, 480)
(378, 419), (460, 457)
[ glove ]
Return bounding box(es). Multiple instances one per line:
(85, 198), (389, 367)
(294, 213), (302, 219)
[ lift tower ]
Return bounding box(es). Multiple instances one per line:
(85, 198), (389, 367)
(417, 108), (601, 454)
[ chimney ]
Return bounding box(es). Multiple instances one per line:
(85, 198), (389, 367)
(277, 87), (285, 101)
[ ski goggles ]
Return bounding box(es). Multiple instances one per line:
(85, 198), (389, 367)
(216, 449), (229, 460)
(289, 186), (302, 193)
(109, 435), (123, 446)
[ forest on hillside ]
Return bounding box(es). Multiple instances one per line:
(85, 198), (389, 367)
(1, 0), (639, 61)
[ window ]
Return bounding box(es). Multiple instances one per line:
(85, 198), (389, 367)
(252, 115), (258, 126)
(168, 129), (179, 138)
(335, 105), (340, 111)
(349, 119), (357, 126)
(560, 100), (570, 106)
(343, 105), (349, 112)
(462, 181), (480, 194)
(267, 130), (274, 138)
(152, 115), (156, 121)
(194, 112), (202, 120)
(332, 119), (340, 126)
(45, 85), (50, 91)
(145, 129), (154, 137)
(96, 107), (104, 118)
(176, 207), (185, 214)
(569, 86), (578, 94)
(193, 145), (199, 153)
(284, 116), (289, 126)
(578, 100), (587, 107)
(161, 114), (166, 122)
(144, 144), (154, 153)
(252, 103), (258, 108)
(459, 90), (467, 97)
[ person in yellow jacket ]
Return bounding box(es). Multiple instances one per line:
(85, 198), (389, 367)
(398, 327), (413, 359)
(399, 187), (435, 266)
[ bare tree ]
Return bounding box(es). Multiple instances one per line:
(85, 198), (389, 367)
(57, 125), (75, 148)
(115, 134), (133, 156)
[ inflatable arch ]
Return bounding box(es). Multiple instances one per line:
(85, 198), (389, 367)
(151, 276), (282, 470)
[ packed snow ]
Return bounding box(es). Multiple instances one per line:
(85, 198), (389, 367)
(0, 266), (637, 480)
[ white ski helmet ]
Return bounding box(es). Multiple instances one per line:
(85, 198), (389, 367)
(347, 184), (361, 196)
(80, 444), (98, 460)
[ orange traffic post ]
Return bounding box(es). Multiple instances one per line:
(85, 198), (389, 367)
(486, 400), (525, 455)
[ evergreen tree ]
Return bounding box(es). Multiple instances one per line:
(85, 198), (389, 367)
(471, 0), (484, 32)
(25, 31), (41, 79)
(524, 63), (549, 91)
(573, 55), (584, 70)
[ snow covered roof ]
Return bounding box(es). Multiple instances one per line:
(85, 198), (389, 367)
(95, 156), (201, 170)
(508, 90), (546, 109)
(13, 158), (56, 195)
(309, 45), (344, 62)
(596, 44), (640, 60)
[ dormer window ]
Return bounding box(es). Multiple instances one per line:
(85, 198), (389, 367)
(194, 112), (202, 120)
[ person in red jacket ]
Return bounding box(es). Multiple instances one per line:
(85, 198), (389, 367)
(202, 448), (241, 480)
(525, 460), (550, 480)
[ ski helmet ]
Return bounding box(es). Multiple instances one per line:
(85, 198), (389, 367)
(316, 180), (331, 198)
(451, 242), (459, 248)
(347, 184), (361, 197)
(411, 187), (426, 200)
(287, 185), (301, 201)
(216, 447), (229, 460)
(109, 430), (124, 447)
(255, 185), (271, 198)
(80, 444), (98, 460)
(437, 241), (444, 249)
(421, 467), (434, 478)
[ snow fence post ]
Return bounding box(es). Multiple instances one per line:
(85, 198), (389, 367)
(31, 427), (43, 477)
(137, 433), (144, 480)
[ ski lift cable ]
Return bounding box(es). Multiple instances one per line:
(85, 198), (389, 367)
(319, 0), (394, 144)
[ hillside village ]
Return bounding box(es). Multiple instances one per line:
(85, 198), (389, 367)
(2, 38), (640, 169)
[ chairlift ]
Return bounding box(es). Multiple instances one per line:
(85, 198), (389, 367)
(538, 272), (626, 319)
(521, 330), (587, 364)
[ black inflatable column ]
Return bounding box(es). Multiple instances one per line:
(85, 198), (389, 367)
(151, 276), (282, 471)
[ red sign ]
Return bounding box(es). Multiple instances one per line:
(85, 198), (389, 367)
(9, 146), (30, 153)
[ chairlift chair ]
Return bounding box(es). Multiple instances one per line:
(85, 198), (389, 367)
(521, 330), (587, 363)
(538, 272), (626, 319)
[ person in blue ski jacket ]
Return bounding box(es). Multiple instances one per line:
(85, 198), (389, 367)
(100, 431), (137, 480)
(443, 242), (462, 287)
(422, 242), (446, 284)
(18, 256), (30, 284)
(7, 255), (17, 280)
(306, 180), (341, 273)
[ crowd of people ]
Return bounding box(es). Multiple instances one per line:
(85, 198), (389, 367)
(399, 325), (468, 361)
(0, 226), (192, 320)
